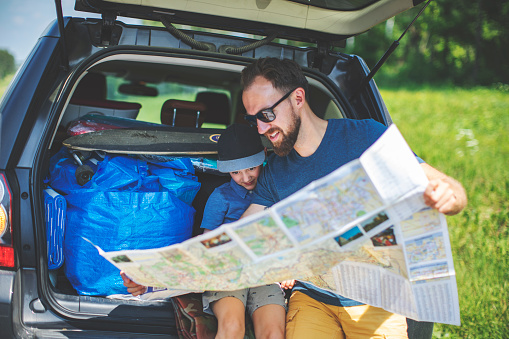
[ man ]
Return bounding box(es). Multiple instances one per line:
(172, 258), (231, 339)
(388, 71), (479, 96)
(240, 57), (467, 339)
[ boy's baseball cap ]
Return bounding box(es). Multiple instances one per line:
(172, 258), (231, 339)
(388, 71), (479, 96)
(217, 124), (265, 173)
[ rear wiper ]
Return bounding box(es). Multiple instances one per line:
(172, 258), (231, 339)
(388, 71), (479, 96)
(350, 0), (431, 100)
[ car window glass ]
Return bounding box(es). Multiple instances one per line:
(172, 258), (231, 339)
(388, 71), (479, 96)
(106, 75), (230, 127)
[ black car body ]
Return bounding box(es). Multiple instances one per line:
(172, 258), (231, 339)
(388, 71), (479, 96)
(0, 0), (433, 337)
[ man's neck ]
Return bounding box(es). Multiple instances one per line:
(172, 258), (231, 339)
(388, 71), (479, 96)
(293, 110), (328, 157)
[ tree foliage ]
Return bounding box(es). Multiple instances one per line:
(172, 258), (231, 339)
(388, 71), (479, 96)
(343, 0), (509, 87)
(0, 49), (15, 79)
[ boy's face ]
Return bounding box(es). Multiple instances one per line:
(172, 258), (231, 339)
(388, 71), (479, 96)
(230, 165), (263, 191)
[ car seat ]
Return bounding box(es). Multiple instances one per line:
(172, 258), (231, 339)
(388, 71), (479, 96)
(61, 73), (142, 127)
(161, 99), (206, 128)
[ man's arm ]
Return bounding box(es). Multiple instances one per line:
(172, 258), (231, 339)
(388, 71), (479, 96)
(240, 203), (266, 218)
(420, 163), (467, 215)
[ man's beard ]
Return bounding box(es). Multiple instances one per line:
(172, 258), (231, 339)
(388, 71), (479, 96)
(268, 110), (301, 157)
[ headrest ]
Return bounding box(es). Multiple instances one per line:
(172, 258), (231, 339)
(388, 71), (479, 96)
(195, 92), (230, 125)
(162, 99), (206, 112)
(161, 99), (206, 127)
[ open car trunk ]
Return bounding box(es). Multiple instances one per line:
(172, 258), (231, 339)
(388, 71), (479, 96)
(24, 16), (393, 335)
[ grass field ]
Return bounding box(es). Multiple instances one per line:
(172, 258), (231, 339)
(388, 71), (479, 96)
(380, 87), (509, 338)
(1, 74), (507, 338)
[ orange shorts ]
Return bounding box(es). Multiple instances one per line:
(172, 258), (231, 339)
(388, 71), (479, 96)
(286, 291), (408, 339)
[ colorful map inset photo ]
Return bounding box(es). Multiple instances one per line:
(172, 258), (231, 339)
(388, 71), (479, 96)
(371, 226), (397, 247)
(201, 232), (232, 249)
(361, 211), (389, 233)
(335, 226), (363, 246)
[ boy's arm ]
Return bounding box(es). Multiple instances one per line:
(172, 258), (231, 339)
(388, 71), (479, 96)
(420, 163), (467, 215)
(120, 271), (147, 296)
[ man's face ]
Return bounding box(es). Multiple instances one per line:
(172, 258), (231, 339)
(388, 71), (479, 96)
(243, 77), (301, 156)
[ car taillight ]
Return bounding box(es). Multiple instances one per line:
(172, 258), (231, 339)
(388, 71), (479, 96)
(0, 173), (14, 268)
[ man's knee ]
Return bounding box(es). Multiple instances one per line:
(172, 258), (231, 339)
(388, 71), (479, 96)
(342, 305), (408, 339)
(285, 293), (345, 339)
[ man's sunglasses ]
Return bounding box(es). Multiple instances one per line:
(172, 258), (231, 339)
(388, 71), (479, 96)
(244, 87), (298, 127)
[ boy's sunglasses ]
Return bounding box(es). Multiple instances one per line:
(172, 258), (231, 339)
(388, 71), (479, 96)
(244, 87), (298, 127)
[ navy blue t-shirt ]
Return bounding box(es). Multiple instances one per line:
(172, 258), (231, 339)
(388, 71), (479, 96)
(252, 118), (388, 307)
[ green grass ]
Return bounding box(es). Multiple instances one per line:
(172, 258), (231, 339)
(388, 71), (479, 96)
(380, 87), (509, 338)
(1, 74), (506, 337)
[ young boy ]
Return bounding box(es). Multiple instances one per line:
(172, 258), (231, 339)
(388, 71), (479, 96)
(200, 123), (286, 339)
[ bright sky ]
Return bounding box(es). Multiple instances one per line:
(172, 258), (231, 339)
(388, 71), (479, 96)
(0, 0), (139, 65)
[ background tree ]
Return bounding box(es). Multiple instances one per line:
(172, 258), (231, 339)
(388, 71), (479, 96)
(343, 0), (509, 87)
(0, 49), (15, 79)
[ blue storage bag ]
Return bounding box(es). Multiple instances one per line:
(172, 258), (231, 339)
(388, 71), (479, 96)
(48, 149), (200, 296)
(64, 189), (195, 296)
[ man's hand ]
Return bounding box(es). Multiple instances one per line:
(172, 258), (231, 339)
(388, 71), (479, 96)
(420, 163), (467, 215)
(424, 179), (456, 214)
(120, 271), (147, 296)
(280, 280), (296, 290)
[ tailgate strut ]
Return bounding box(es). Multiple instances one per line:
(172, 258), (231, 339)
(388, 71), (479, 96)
(350, 0), (431, 100)
(54, 0), (69, 71)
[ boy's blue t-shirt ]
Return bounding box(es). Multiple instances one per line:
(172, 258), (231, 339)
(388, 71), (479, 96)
(200, 178), (254, 230)
(253, 118), (418, 307)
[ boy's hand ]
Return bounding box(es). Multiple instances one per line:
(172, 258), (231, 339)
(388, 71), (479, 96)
(120, 271), (147, 296)
(280, 280), (296, 290)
